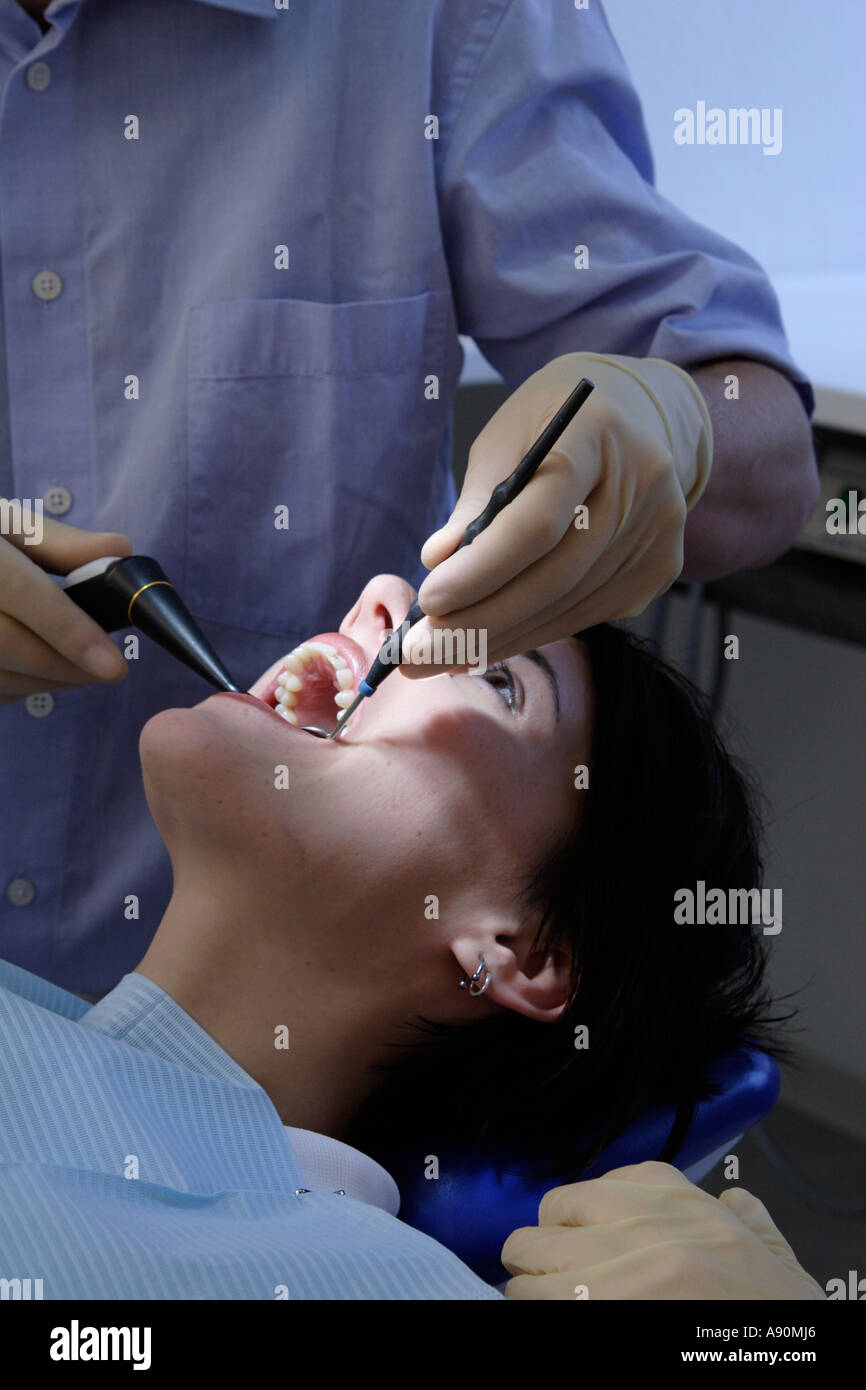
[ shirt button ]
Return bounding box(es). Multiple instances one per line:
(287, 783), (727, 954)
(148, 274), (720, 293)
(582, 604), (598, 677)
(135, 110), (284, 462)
(43, 485), (72, 516)
(26, 63), (52, 92)
(32, 269), (63, 301)
(25, 692), (54, 718)
(7, 878), (36, 907)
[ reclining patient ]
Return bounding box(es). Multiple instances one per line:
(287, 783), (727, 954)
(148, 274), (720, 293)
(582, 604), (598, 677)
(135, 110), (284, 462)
(0, 573), (810, 1299)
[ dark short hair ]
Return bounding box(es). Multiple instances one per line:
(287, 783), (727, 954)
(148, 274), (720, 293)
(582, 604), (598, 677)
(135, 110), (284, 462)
(347, 623), (790, 1181)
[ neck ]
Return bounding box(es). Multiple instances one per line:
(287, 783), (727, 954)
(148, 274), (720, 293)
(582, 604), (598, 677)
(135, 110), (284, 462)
(136, 882), (402, 1140)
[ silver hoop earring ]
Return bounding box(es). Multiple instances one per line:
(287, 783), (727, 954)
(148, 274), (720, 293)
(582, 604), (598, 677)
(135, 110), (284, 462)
(459, 954), (492, 998)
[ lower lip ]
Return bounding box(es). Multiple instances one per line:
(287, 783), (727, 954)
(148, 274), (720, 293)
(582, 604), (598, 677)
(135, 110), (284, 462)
(210, 691), (343, 741)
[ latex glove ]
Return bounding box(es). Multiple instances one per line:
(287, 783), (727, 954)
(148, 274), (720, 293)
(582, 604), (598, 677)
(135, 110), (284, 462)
(501, 1161), (826, 1301)
(0, 506), (131, 706)
(401, 351), (712, 674)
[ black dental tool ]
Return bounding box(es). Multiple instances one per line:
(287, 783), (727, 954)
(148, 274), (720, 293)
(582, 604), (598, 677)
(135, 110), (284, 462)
(60, 554), (244, 693)
(325, 375), (596, 740)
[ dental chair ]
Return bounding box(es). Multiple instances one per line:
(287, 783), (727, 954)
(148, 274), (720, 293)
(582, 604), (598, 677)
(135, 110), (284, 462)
(386, 1045), (780, 1286)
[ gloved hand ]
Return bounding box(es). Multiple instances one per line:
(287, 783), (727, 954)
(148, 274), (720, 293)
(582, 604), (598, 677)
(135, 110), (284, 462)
(401, 350), (713, 674)
(501, 1161), (826, 1300)
(0, 506), (131, 706)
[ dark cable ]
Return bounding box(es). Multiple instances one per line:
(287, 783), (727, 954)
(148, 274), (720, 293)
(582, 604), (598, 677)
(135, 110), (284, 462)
(685, 582), (704, 683)
(710, 603), (730, 717)
(650, 592), (669, 652)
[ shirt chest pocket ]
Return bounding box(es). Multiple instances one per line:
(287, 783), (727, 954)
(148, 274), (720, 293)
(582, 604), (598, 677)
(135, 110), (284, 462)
(185, 292), (457, 638)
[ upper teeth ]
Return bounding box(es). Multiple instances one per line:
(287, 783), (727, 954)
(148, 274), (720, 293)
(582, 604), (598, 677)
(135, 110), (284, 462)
(273, 641), (355, 726)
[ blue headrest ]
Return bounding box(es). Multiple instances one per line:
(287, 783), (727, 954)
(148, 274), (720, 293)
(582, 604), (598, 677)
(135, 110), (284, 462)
(388, 1046), (779, 1286)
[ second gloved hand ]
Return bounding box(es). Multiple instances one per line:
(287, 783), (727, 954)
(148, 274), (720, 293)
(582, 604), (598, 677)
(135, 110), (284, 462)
(501, 1161), (826, 1300)
(401, 350), (713, 673)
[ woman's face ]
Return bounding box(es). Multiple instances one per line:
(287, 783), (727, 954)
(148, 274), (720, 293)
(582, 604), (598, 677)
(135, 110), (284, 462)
(140, 575), (594, 994)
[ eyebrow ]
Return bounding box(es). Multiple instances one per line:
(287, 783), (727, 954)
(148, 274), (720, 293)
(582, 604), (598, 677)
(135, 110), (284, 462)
(520, 648), (560, 723)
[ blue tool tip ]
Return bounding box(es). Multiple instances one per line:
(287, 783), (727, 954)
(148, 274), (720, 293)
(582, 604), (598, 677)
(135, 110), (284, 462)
(358, 680), (374, 698)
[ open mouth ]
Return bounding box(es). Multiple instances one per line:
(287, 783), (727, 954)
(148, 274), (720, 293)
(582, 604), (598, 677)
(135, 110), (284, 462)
(260, 635), (365, 735)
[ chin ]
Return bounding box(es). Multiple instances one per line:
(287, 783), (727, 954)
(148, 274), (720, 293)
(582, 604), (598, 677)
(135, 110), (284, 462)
(139, 704), (200, 765)
(139, 704), (246, 851)
(139, 705), (233, 804)
(139, 701), (319, 881)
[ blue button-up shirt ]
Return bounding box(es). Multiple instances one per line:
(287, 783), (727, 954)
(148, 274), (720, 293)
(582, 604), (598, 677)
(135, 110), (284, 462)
(0, 0), (813, 994)
(0, 956), (503, 1298)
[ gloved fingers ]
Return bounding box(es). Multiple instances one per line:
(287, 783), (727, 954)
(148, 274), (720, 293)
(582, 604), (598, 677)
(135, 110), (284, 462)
(418, 513), (474, 572)
(0, 509), (133, 568)
(480, 524), (632, 649)
(472, 521), (669, 663)
(418, 472), (506, 572)
(530, 1164), (703, 1232)
(502, 1213), (720, 1278)
(419, 367), (609, 577)
(417, 448), (596, 620)
(0, 610), (114, 685)
(406, 470), (682, 675)
(411, 366), (686, 671)
(581, 1160), (699, 1191)
(500, 1165), (827, 1302)
(718, 1187), (799, 1262)
(401, 504), (615, 676)
(474, 550), (672, 667)
(504, 1242), (718, 1301)
(418, 411), (634, 620)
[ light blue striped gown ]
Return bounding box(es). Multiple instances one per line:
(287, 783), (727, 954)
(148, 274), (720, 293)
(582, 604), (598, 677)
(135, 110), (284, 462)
(0, 960), (502, 1299)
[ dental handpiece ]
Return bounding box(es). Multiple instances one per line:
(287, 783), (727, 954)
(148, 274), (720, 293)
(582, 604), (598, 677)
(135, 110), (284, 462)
(60, 554), (244, 694)
(328, 375), (596, 739)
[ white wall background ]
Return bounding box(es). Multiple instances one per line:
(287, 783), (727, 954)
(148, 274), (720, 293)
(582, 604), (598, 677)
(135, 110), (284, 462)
(602, 0), (865, 276)
(602, 0), (866, 427)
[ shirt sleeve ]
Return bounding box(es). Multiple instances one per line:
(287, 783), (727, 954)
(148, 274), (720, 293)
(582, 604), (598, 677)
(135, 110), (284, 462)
(433, 0), (814, 419)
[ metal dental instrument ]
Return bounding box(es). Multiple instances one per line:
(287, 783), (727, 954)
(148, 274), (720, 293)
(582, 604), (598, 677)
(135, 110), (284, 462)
(61, 554), (244, 693)
(325, 375), (596, 740)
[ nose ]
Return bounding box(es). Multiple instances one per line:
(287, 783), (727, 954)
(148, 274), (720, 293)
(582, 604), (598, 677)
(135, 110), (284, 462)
(339, 574), (418, 662)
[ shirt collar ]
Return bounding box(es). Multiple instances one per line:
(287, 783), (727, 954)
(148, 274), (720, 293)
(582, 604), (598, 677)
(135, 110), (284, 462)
(284, 1126), (401, 1216)
(79, 971), (258, 1087)
(81, 972), (400, 1213)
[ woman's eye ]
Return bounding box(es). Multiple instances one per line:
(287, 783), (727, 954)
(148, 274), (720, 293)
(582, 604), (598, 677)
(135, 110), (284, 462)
(483, 663), (517, 709)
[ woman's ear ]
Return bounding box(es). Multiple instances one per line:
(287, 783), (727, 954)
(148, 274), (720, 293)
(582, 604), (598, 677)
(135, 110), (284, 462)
(451, 931), (572, 1023)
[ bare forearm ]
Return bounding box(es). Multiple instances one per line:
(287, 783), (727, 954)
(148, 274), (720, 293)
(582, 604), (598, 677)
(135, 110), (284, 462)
(681, 359), (819, 581)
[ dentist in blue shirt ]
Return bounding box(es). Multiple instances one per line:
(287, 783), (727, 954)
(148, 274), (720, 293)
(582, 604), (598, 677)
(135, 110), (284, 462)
(0, 0), (816, 1001)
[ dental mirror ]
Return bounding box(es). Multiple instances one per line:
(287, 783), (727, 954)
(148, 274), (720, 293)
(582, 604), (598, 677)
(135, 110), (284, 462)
(300, 718), (353, 739)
